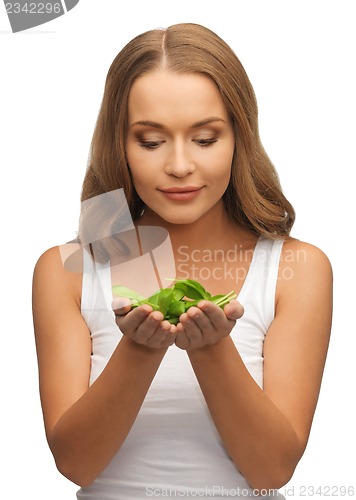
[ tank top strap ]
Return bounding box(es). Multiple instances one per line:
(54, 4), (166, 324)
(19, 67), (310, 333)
(238, 236), (285, 331)
(81, 247), (113, 317)
(81, 247), (95, 316)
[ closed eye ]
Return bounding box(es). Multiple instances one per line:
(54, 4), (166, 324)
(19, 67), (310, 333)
(138, 138), (218, 149)
(195, 138), (218, 147)
(139, 140), (165, 150)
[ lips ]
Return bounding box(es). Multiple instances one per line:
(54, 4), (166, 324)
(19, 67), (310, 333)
(159, 186), (203, 193)
(159, 186), (203, 201)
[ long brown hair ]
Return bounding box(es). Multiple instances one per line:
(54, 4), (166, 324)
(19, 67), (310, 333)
(81, 23), (295, 240)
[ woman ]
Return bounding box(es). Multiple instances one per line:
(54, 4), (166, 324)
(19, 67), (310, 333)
(32, 23), (333, 499)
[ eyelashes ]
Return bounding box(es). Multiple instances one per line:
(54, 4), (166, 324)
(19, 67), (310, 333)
(138, 138), (218, 150)
(139, 140), (164, 150)
(195, 138), (218, 147)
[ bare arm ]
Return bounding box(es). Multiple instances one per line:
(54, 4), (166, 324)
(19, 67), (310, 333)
(185, 240), (332, 490)
(32, 246), (173, 487)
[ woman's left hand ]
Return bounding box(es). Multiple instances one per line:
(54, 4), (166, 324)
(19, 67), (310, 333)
(174, 300), (244, 351)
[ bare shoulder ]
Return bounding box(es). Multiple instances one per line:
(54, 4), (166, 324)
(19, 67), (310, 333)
(33, 245), (67, 288)
(34, 242), (83, 272)
(281, 237), (332, 269)
(33, 243), (84, 311)
(276, 236), (333, 310)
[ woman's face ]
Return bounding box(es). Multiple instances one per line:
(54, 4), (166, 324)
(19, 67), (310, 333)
(125, 69), (235, 225)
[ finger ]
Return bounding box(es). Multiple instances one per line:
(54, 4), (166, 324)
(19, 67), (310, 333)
(179, 312), (201, 342)
(174, 329), (191, 350)
(187, 306), (212, 331)
(136, 310), (164, 341)
(160, 321), (177, 347)
(166, 332), (177, 346)
(169, 323), (178, 336)
(196, 300), (229, 330)
(112, 296), (132, 316)
(145, 319), (175, 348)
(223, 300), (244, 320)
(187, 306), (221, 347)
(116, 304), (153, 331)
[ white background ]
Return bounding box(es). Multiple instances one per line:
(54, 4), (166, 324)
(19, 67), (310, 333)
(0, 1), (355, 498)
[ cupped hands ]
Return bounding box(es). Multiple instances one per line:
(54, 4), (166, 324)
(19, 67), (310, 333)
(112, 297), (244, 352)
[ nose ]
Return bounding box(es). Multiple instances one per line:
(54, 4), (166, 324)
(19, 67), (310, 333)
(164, 140), (195, 177)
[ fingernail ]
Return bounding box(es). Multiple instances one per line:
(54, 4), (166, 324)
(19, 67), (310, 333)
(111, 297), (131, 310)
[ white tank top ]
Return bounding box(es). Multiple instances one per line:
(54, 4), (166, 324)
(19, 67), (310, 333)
(77, 236), (286, 499)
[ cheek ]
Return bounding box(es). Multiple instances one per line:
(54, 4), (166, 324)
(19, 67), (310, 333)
(126, 149), (149, 186)
(129, 168), (150, 191)
(207, 147), (234, 183)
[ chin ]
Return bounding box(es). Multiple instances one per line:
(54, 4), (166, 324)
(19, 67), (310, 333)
(157, 210), (203, 225)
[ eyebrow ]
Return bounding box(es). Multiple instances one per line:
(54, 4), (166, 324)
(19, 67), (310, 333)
(130, 117), (226, 129)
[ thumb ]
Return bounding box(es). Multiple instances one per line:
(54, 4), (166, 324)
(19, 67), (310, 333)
(224, 300), (244, 320)
(111, 296), (132, 314)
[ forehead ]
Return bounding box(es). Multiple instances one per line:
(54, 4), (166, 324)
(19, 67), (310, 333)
(127, 69), (229, 125)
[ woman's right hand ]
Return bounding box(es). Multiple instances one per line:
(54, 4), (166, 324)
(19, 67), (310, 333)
(112, 297), (177, 350)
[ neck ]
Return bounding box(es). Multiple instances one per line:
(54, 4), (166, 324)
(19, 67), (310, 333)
(135, 201), (247, 252)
